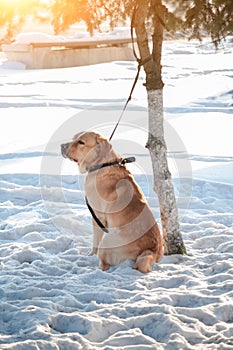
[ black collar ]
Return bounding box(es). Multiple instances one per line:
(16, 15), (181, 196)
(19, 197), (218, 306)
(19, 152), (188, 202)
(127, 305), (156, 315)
(88, 156), (136, 173)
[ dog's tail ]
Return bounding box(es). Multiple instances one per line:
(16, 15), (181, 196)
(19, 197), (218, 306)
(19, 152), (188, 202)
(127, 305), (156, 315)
(134, 248), (162, 273)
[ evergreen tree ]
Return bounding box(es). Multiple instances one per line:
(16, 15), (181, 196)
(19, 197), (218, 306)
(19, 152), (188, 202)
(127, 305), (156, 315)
(0, 0), (43, 42)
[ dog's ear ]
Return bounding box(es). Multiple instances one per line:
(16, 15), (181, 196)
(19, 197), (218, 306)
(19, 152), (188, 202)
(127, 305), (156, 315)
(96, 134), (107, 144)
(96, 134), (113, 160)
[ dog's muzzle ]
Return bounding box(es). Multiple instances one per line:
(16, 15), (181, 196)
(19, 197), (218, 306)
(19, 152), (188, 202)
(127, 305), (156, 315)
(61, 142), (71, 158)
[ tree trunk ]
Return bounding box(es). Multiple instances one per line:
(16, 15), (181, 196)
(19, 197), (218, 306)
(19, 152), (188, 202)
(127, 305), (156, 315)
(133, 0), (186, 255)
(146, 89), (186, 254)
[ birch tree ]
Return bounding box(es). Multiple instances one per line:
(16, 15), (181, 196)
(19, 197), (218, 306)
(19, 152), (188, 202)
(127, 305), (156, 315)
(132, 0), (186, 254)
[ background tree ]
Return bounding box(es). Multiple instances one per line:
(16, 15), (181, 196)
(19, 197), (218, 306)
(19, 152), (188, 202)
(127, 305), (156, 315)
(0, 0), (44, 42)
(169, 0), (233, 46)
(51, 0), (232, 254)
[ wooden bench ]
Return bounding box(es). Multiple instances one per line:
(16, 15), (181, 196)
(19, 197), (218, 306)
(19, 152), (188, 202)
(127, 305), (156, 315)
(2, 37), (135, 69)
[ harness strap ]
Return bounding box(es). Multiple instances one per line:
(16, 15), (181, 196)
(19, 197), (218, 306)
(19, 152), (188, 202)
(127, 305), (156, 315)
(85, 196), (109, 233)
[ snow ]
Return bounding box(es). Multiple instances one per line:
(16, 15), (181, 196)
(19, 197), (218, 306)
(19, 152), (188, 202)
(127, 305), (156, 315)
(13, 28), (131, 45)
(13, 32), (66, 44)
(0, 37), (233, 349)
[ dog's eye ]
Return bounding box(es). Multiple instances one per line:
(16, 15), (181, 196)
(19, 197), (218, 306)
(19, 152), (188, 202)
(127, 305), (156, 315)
(78, 140), (85, 145)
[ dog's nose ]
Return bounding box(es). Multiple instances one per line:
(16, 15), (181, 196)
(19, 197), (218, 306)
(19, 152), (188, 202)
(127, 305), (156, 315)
(61, 143), (70, 158)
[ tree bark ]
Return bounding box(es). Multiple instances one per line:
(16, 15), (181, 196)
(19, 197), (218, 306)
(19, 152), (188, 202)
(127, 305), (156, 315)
(146, 89), (186, 254)
(133, 0), (186, 255)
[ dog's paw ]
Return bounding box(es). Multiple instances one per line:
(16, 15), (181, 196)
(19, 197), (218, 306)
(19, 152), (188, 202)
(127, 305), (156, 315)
(88, 247), (98, 256)
(135, 250), (154, 273)
(100, 261), (110, 271)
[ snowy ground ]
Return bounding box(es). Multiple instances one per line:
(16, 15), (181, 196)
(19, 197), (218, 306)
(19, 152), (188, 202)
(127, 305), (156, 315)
(0, 38), (233, 349)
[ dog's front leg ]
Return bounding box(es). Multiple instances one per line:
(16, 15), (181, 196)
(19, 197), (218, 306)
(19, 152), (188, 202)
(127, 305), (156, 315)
(88, 222), (104, 256)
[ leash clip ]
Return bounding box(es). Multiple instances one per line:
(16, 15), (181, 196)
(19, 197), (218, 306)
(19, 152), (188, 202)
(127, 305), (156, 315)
(121, 157), (136, 165)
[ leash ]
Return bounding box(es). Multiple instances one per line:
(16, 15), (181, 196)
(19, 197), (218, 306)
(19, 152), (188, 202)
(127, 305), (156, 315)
(85, 157), (136, 233)
(109, 8), (152, 141)
(109, 0), (169, 141)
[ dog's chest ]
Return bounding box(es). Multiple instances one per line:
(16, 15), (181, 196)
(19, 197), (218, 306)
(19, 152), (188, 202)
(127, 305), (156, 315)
(85, 174), (107, 212)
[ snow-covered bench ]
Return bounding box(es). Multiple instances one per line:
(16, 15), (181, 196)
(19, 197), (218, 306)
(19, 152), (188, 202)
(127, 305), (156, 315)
(2, 37), (135, 69)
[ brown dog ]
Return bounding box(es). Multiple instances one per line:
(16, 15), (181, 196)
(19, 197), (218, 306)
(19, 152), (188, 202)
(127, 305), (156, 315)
(61, 131), (163, 273)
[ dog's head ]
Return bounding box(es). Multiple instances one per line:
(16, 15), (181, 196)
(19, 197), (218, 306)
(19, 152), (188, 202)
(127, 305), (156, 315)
(61, 131), (115, 173)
